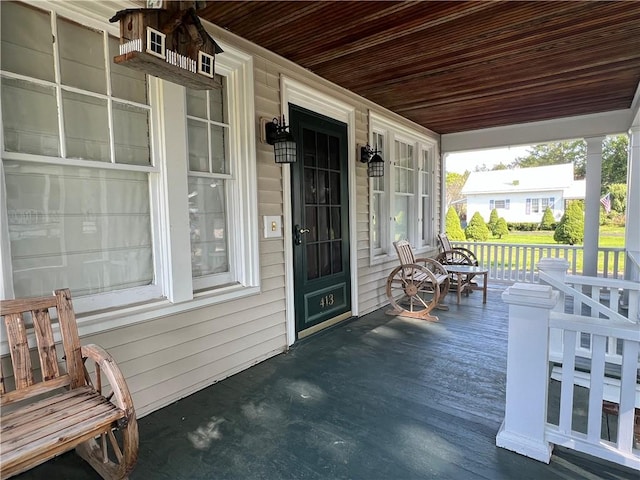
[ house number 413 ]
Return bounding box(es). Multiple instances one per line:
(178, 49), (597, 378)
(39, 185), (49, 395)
(319, 294), (335, 308)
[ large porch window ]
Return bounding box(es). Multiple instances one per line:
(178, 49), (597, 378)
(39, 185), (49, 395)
(368, 113), (437, 263)
(0, 1), (258, 316)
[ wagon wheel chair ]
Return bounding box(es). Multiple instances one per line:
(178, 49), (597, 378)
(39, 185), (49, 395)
(386, 241), (450, 321)
(76, 345), (139, 478)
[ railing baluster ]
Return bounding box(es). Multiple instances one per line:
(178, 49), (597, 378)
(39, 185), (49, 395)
(586, 335), (606, 444)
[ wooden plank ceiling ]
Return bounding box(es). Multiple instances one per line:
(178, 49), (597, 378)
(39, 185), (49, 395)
(197, 1), (640, 134)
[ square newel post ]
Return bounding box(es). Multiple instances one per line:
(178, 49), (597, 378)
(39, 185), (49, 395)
(538, 257), (570, 360)
(496, 283), (559, 463)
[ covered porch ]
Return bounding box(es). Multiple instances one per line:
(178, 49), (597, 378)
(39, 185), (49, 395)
(14, 287), (637, 479)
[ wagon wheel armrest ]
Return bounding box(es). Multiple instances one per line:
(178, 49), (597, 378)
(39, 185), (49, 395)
(435, 250), (475, 266)
(81, 344), (136, 419)
(451, 247), (479, 264)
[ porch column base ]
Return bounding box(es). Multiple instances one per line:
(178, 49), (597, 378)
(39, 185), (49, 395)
(496, 421), (553, 464)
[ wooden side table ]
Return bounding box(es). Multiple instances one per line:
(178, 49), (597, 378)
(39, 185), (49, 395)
(445, 265), (489, 304)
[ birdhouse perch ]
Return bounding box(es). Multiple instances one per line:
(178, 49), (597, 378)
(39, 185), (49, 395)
(109, 1), (222, 89)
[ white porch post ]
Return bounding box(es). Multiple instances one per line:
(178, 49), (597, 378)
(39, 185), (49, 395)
(583, 136), (604, 278)
(497, 283), (559, 463)
(625, 125), (640, 283)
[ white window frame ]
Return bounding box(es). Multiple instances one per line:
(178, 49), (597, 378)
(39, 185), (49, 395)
(368, 112), (437, 265)
(198, 51), (215, 78)
(146, 27), (166, 59)
(0, 2), (259, 329)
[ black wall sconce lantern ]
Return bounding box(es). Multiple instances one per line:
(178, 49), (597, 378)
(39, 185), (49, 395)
(265, 115), (297, 164)
(360, 144), (384, 178)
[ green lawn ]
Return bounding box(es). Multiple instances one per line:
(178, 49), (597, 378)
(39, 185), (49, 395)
(486, 227), (625, 248)
(459, 227), (626, 276)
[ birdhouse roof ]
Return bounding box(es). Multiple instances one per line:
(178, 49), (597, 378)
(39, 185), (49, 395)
(109, 8), (223, 54)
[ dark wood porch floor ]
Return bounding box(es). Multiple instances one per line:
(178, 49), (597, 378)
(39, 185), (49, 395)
(14, 287), (638, 479)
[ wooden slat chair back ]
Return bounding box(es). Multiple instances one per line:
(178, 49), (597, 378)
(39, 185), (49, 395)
(0, 289), (138, 479)
(0, 290), (84, 403)
(436, 232), (479, 266)
(385, 240), (450, 321)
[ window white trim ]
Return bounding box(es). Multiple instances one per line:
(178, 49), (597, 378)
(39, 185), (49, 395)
(280, 76), (357, 346)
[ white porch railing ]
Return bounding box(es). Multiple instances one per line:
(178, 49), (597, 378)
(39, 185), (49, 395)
(497, 259), (640, 471)
(453, 241), (626, 282)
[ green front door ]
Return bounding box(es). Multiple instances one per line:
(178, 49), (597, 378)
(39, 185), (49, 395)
(289, 105), (351, 337)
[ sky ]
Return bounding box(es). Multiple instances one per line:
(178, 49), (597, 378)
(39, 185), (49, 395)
(446, 146), (531, 174)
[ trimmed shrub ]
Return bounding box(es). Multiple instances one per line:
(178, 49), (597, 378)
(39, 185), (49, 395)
(506, 222), (539, 231)
(465, 212), (490, 241)
(445, 206), (466, 240)
(488, 208), (499, 236)
(554, 201), (584, 245)
(494, 218), (509, 239)
(540, 207), (556, 230)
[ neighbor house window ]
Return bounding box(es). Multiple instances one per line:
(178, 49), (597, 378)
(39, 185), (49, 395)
(491, 199), (509, 210)
(368, 113), (437, 262)
(532, 198), (540, 213)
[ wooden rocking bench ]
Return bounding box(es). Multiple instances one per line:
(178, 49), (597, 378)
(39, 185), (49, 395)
(0, 289), (138, 479)
(386, 240), (450, 321)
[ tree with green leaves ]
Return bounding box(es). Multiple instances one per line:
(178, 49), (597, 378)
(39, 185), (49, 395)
(540, 207), (555, 230)
(601, 135), (629, 188)
(465, 212), (490, 241)
(488, 208), (499, 236)
(510, 134), (628, 185)
(607, 183), (627, 214)
(511, 140), (586, 178)
(446, 171), (469, 219)
(445, 206), (465, 240)
(554, 201), (584, 245)
(494, 217), (509, 239)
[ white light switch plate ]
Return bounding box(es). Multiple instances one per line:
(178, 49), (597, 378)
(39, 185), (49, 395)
(264, 215), (282, 238)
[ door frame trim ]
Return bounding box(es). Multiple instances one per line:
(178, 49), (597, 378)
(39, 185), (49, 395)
(280, 76), (358, 346)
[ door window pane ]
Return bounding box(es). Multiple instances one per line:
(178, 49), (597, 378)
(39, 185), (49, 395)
(1, 77), (59, 156)
(58, 17), (106, 94)
(306, 244), (319, 280)
(6, 161), (153, 298)
(1, 2), (55, 81)
(304, 168), (317, 204)
(332, 241), (342, 274)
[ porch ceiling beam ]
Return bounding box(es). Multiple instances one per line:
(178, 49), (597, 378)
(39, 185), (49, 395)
(441, 109), (634, 153)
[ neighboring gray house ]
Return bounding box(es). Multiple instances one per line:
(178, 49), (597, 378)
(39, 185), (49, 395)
(461, 163), (586, 223)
